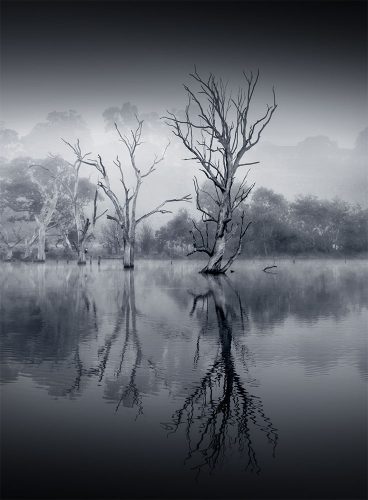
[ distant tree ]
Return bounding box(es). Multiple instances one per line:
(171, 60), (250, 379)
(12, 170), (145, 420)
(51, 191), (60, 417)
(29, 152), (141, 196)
(0, 214), (29, 260)
(155, 209), (193, 256)
(340, 204), (368, 254)
(324, 199), (351, 251)
(103, 103), (164, 135)
(0, 127), (18, 145)
(247, 187), (291, 256)
(290, 196), (350, 253)
(22, 110), (92, 157)
(139, 223), (155, 256)
(354, 127), (368, 155)
(100, 220), (124, 255)
(0, 157), (43, 218)
(0, 156), (70, 261)
(0, 125), (23, 158)
(66, 119), (191, 268)
(102, 102), (138, 131)
(165, 69), (277, 273)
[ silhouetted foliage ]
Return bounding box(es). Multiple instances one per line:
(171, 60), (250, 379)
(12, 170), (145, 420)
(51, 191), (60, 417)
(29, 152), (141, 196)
(155, 209), (193, 255)
(153, 188), (368, 258)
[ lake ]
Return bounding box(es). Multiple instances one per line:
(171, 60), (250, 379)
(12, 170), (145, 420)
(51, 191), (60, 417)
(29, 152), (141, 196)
(0, 259), (367, 499)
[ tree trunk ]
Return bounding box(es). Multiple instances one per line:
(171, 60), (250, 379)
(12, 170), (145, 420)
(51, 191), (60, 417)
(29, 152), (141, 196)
(37, 225), (46, 262)
(5, 248), (13, 261)
(24, 240), (32, 260)
(78, 240), (87, 265)
(124, 240), (134, 268)
(263, 223), (268, 256)
(201, 198), (229, 274)
(201, 234), (226, 274)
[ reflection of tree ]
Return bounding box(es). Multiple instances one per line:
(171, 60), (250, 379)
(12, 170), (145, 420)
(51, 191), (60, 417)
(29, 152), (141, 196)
(144, 261), (368, 329)
(114, 271), (143, 415)
(0, 265), (97, 395)
(1, 266), (91, 362)
(2, 261), (367, 405)
(66, 270), (144, 416)
(163, 276), (278, 475)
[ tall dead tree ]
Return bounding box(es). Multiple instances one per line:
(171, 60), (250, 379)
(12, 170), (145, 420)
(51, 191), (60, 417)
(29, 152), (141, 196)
(33, 187), (59, 261)
(62, 141), (107, 264)
(165, 69), (277, 273)
(68, 119), (191, 268)
(28, 157), (67, 262)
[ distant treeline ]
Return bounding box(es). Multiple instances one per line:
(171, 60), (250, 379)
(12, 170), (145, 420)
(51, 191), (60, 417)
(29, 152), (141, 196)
(1, 155), (367, 261)
(102, 187), (367, 259)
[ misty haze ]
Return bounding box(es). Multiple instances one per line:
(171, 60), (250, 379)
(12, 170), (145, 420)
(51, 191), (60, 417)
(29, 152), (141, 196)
(0, 1), (367, 499)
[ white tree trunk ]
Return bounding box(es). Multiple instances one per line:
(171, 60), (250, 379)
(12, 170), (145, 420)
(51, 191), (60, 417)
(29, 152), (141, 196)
(201, 198), (229, 274)
(24, 240), (32, 260)
(78, 240), (87, 265)
(124, 240), (134, 268)
(5, 248), (13, 261)
(37, 225), (46, 262)
(201, 234), (226, 273)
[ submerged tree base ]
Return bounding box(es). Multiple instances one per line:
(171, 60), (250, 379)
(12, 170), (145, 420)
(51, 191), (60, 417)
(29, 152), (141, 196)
(34, 259), (45, 263)
(200, 268), (226, 275)
(124, 264), (134, 269)
(77, 261), (87, 266)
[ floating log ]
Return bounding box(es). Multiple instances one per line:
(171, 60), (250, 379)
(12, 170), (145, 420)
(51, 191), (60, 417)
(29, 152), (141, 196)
(263, 265), (277, 273)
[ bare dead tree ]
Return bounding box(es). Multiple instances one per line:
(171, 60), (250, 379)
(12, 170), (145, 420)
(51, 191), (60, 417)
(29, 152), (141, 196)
(165, 69), (277, 273)
(27, 157), (68, 261)
(61, 141), (107, 264)
(66, 119), (191, 268)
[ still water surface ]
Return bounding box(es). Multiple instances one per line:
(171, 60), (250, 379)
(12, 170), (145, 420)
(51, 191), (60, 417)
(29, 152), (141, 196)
(1, 260), (367, 499)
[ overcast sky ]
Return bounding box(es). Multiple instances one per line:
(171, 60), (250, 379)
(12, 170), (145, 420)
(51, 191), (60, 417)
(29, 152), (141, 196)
(1, 0), (367, 146)
(0, 0), (366, 216)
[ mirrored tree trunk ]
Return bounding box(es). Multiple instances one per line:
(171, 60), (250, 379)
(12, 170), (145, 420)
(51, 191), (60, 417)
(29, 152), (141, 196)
(163, 275), (278, 475)
(37, 224), (46, 262)
(65, 269), (144, 417)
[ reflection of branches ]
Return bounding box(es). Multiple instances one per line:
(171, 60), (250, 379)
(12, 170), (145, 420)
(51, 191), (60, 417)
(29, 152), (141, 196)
(65, 347), (84, 395)
(64, 274), (101, 396)
(189, 292), (210, 369)
(98, 302), (126, 382)
(115, 358), (143, 417)
(62, 271), (145, 417)
(115, 272), (143, 416)
(163, 276), (278, 476)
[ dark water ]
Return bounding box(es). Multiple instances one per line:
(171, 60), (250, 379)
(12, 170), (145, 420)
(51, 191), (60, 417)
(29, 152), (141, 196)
(0, 259), (367, 499)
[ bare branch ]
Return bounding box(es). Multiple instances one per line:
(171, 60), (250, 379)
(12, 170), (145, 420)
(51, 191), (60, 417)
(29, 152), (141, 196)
(164, 68), (276, 272)
(222, 214), (252, 272)
(136, 194), (191, 225)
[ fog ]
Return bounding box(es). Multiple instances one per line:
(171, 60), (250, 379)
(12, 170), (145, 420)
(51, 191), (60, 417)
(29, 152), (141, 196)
(1, 110), (367, 221)
(1, 1), (366, 217)
(1, 3), (367, 497)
